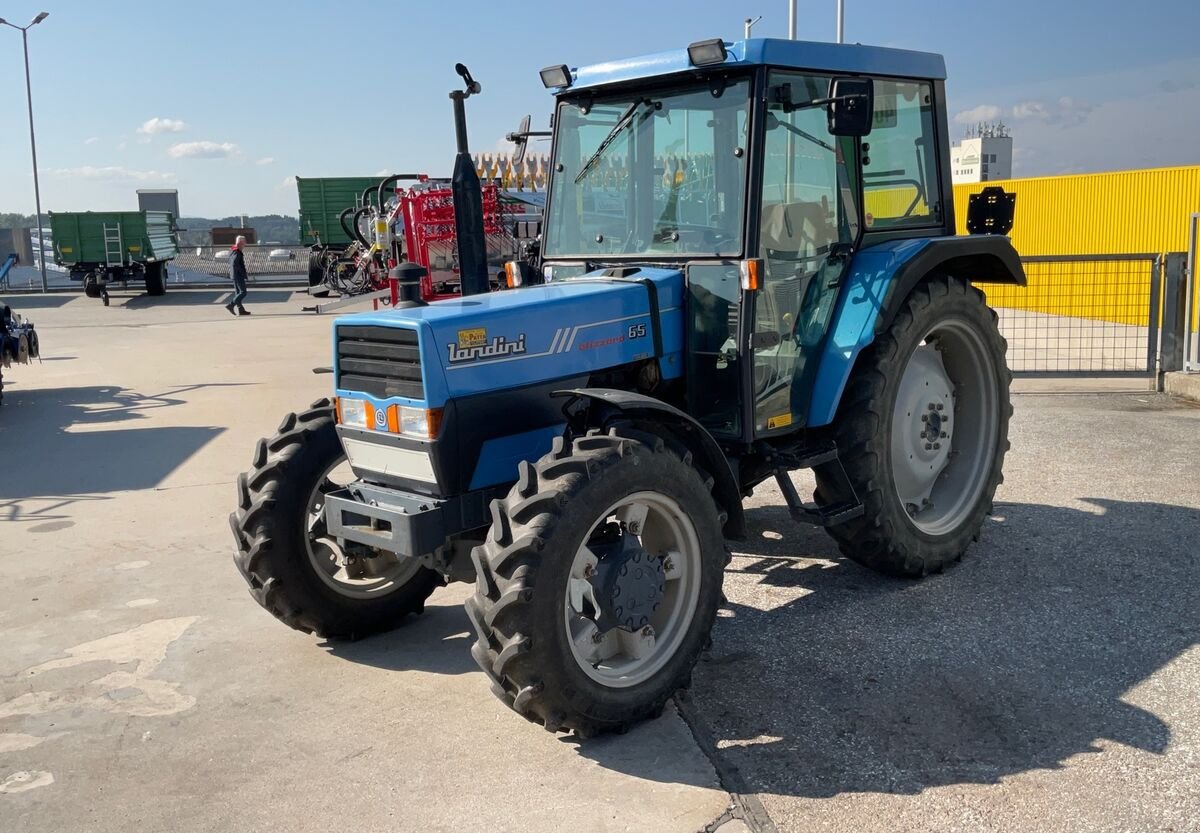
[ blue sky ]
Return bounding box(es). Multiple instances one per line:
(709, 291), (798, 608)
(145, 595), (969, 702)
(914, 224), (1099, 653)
(1, 0), (1198, 217)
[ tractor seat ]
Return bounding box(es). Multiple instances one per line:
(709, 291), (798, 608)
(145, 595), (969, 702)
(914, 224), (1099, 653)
(760, 201), (836, 261)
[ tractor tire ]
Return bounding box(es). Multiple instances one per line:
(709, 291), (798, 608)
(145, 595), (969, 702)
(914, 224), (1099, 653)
(467, 427), (727, 737)
(229, 399), (442, 638)
(308, 252), (331, 298)
(83, 273), (102, 298)
(145, 263), (166, 296)
(815, 274), (1011, 577)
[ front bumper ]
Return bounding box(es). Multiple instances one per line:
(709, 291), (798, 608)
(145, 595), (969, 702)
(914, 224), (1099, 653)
(325, 480), (498, 556)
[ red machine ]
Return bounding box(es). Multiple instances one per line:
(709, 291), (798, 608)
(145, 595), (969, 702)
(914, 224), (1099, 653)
(398, 177), (508, 300)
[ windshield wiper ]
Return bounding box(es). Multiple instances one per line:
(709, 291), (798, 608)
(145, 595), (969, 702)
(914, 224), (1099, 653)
(574, 98), (659, 184)
(765, 112), (836, 153)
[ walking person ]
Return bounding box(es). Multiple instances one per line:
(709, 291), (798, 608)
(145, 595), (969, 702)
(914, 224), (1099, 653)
(225, 235), (251, 316)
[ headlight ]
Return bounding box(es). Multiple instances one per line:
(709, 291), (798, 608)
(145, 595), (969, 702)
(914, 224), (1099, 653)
(338, 398), (441, 439)
(399, 406), (428, 437)
(338, 397), (367, 428)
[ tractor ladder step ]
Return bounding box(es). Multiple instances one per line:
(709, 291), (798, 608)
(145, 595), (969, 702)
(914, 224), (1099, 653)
(771, 441), (864, 528)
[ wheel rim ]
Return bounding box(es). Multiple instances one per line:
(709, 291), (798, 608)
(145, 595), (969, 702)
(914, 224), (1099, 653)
(304, 458), (423, 598)
(890, 316), (1000, 536)
(563, 492), (703, 689)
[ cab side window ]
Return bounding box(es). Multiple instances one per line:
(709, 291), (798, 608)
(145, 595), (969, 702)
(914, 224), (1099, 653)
(861, 80), (940, 229)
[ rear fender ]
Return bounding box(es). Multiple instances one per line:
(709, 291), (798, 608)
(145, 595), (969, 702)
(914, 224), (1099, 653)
(807, 236), (1024, 428)
(556, 388), (746, 541)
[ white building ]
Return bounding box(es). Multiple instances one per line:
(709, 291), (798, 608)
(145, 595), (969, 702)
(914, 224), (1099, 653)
(951, 127), (1013, 184)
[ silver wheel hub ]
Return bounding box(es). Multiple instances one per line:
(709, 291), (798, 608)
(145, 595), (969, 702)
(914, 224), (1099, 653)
(565, 493), (701, 688)
(305, 460), (423, 599)
(892, 345), (955, 512)
(889, 318), (1001, 536)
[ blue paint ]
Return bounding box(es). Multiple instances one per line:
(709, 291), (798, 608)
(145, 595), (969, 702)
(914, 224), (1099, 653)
(565, 38), (946, 93)
(334, 268), (685, 408)
(469, 423), (567, 490)
(807, 238), (934, 427)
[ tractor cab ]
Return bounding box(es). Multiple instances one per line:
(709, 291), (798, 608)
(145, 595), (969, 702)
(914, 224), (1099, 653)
(532, 39), (953, 442)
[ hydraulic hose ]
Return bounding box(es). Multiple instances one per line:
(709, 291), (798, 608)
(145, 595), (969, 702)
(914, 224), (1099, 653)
(351, 206), (373, 247)
(361, 185), (380, 214)
(339, 207), (357, 242)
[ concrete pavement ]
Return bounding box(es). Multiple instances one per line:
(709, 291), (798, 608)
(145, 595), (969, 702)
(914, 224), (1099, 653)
(2, 287), (1197, 832)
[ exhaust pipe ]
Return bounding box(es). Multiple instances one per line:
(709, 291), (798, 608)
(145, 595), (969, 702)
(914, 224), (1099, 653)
(449, 63), (489, 297)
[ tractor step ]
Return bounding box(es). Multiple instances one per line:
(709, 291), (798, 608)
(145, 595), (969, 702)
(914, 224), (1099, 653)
(770, 441), (864, 527)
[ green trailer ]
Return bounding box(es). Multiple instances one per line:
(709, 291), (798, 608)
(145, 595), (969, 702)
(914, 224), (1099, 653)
(50, 210), (179, 303)
(296, 176), (383, 298)
(297, 176), (381, 246)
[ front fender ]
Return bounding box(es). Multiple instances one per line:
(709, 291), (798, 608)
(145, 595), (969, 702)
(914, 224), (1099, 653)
(555, 388), (746, 540)
(808, 236), (1024, 428)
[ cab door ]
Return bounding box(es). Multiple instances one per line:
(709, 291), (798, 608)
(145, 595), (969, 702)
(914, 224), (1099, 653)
(751, 71), (860, 437)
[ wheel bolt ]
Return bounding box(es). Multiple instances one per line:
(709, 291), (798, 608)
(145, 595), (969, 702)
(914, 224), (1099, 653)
(925, 443), (933, 450)
(933, 442), (941, 450)
(941, 432), (948, 438)
(642, 626), (655, 637)
(928, 403), (936, 410)
(936, 403), (944, 411)
(921, 414), (928, 422)
(592, 630), (605, 643)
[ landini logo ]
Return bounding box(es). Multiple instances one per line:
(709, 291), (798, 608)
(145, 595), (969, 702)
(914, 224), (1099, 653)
(447, 328), (528, 363)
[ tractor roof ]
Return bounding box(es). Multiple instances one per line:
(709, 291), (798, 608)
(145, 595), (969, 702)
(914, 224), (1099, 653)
(564, 38), (946, 93)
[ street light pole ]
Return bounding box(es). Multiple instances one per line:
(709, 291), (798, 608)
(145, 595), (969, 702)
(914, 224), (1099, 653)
(1, 12), (50, 292)
(837, 0), (845, 43)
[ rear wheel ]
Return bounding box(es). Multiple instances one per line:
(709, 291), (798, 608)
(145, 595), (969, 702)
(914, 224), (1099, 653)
(145, 263), (166, 296)
(83, 271), (103, 299)
(815, 274), (1011, 576)
(230, 400), (442, 637)
(467, 428), (726, 737)
(308, 251), (331, 298)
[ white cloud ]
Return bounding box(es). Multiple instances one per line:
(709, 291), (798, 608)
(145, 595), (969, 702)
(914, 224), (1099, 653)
(1011, 97), (1093, 127)
(256, 157), (276, 166)
(953, 104), (1002, 125)
(374, 168), (390, 177)
(42, 165), (175, 183)
(278, 175), (297, 190)
(136, 117), (186, 135)
(83, 136), (100, 145)
(167, 140), (239, 159)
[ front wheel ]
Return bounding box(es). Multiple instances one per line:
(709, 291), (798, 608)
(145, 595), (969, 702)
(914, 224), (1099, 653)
(815, 274), (1011, 577)
(467, 427), (727, 737)
(229, 400), (442, 637)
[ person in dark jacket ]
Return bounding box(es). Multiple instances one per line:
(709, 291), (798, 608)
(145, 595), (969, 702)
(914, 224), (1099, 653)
(225, 236), (251, 316)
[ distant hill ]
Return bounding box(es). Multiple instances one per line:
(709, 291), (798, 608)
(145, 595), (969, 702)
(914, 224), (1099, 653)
(0, 212), (299, 246)
(177, 215), (299, 246)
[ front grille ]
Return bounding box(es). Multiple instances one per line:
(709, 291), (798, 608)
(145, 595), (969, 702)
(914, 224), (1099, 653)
(336, 325), (424, 400)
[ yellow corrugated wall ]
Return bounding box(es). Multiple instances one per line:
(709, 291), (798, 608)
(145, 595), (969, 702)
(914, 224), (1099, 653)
(952, 167), (1200, 326)
(953, 166), (1200, 254)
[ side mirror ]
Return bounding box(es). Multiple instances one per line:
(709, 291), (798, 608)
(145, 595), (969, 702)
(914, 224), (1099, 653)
(507, 114), (532, 165)
(827, 77), (874, 137)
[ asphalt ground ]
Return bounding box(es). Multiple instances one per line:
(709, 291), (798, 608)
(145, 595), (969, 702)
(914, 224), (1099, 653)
(2, 287), (1197, 833)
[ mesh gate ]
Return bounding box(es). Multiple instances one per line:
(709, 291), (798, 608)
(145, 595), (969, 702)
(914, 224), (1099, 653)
(979, 254), (1162, 375)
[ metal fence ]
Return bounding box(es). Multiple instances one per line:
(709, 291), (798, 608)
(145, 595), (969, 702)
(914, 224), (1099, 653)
(171, 244), (311, 280)
(980, 254), (1162, 375)
(1185, 213), (1199, 372)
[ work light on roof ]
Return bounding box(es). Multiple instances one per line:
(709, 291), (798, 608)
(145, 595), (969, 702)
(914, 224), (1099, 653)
(687, 38), (728, 67)
(539, 64), (572, 89)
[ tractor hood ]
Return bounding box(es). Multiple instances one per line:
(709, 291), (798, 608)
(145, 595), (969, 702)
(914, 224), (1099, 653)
(333, 267), (685, 409)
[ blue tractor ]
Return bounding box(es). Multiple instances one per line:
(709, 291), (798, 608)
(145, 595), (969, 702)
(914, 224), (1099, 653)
(232, 38), (1023, 737)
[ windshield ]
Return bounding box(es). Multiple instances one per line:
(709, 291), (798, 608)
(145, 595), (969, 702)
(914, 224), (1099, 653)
(543, 78), (751, 259)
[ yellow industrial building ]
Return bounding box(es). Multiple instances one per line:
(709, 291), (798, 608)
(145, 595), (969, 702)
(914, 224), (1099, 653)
(954, 166), (1200, 326)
